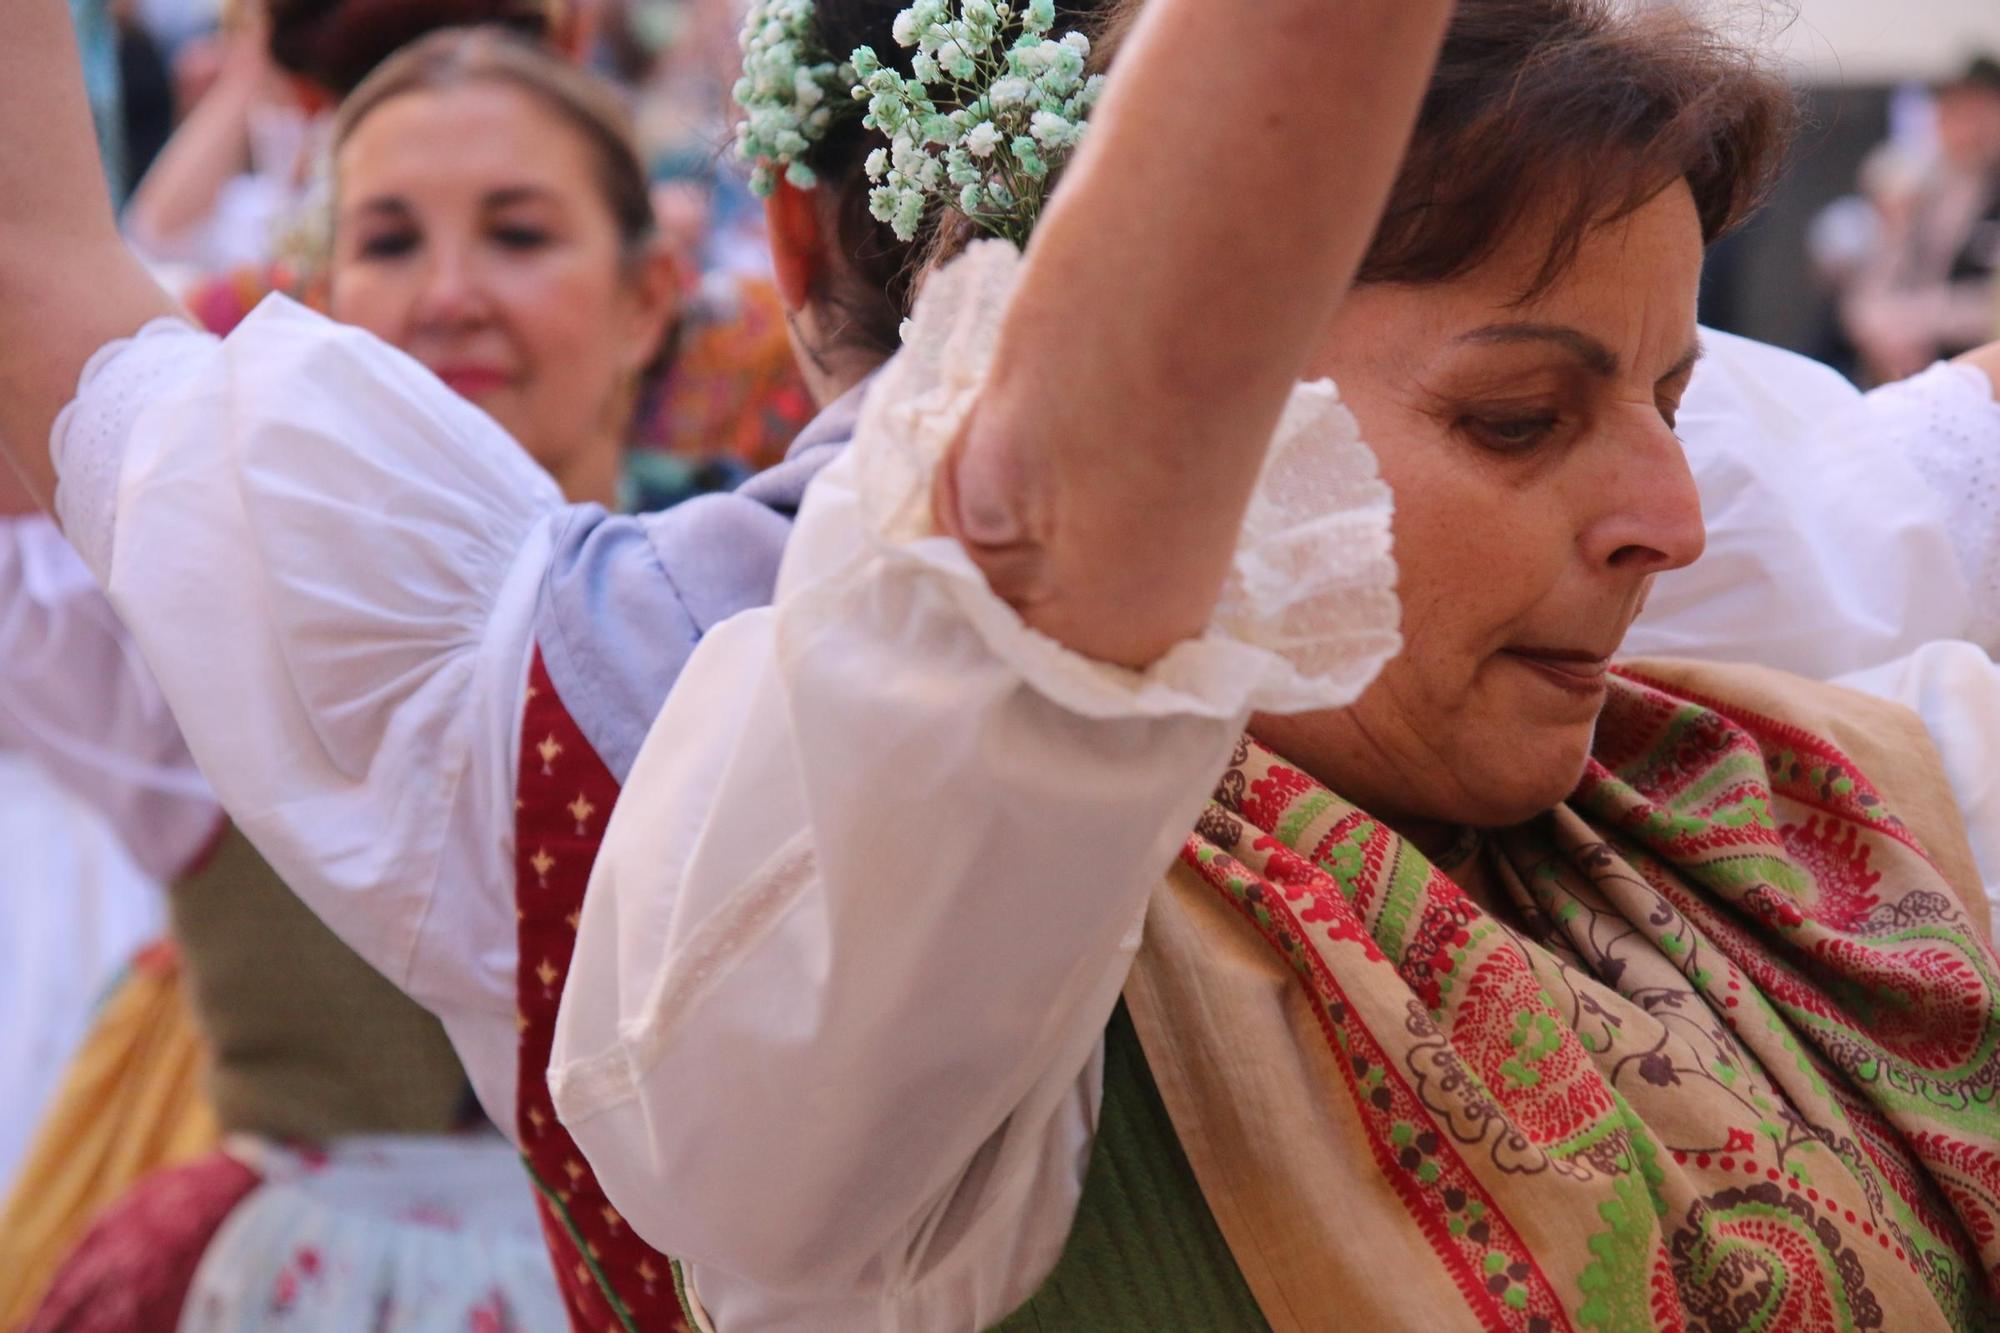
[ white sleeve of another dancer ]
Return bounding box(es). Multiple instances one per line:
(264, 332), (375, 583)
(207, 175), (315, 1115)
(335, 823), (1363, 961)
(48, 294), (564, 1133)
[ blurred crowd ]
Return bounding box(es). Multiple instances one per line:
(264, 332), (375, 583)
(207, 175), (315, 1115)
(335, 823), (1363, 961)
(76, 0), (811, 490)
(9, 3), (2000, 1329)
(3, 2), (827, 1324)
(1812, 55), (2000, 384)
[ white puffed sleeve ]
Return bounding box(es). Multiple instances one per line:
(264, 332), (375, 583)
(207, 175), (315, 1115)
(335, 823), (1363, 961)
(49, 296), (564, 1129)
(1628, 330), (1974, 678)
(0, 514), (218, 882)
(550, 242), (1401, 1331)
(1863, 361), (2000, 652)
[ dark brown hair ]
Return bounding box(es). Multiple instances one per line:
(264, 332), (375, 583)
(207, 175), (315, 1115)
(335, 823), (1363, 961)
(933, 0), (1793, 299)
(1359, 0), (1795, 296)
(788, 0), (1792, 356)
(334, 28), (656, 254)
(267, 0), (552, 96)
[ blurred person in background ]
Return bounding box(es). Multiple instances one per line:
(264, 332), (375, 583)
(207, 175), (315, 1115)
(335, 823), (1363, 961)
(123, 0), (552, 276)
(0, 18), (692, 1333)
(0, 755), (165, 1192)
(0, 0), (171, 1237)
(1844, 55), (2000, 383)
(141, 0), (810, 500)
(599, 0), (820, 479)
(115, 0), (178, 188)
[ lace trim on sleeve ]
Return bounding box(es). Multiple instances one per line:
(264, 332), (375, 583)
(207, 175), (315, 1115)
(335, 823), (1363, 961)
(851, 239), (1400, 719)
(50, 317), (217, 582)
(1878, 361), (2000, 652)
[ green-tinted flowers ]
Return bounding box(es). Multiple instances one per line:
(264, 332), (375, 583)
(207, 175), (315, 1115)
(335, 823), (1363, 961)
(731, 0), (859, 197)
(857, 1), (1103, 244)
(733, 0), (1102, 245)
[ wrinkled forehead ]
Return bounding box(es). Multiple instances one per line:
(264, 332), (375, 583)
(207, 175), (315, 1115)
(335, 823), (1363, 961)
(1334, 184), (1706, 382)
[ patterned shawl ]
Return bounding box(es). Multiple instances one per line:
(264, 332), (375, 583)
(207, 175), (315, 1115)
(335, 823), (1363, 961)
(1126, 663), (2000, 1333)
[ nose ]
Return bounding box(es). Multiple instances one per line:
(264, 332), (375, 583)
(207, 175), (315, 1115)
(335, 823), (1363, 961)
(1583, 416), (1707, 577)
(410, 240), (491, 332)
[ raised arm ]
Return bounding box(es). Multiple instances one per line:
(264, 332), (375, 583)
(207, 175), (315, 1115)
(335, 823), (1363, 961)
(551, 0), (1440, 1318)
(121, 17), (270, 263)
(953, 0), (1451, 665)
(0, 0), (180, 507)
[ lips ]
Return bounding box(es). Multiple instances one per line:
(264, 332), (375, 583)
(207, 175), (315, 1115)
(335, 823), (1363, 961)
(433, 366), (514, 399)
(1499, 647), (1612, 696)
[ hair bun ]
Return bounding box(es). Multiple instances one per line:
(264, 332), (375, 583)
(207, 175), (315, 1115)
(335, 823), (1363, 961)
(268, 0), (553, 95)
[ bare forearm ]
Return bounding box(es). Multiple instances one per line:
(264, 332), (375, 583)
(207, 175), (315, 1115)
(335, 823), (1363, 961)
(0, 0), (179, 509)
(123, 76), (257, 255)
(955, 0), (1452, 666)
(1958, 340), (2000, 398)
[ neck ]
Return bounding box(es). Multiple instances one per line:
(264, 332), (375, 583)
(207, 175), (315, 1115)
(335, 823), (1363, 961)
(552, 438), (623, 511)
(788, 302), (890, 408)
(806, 347), (884, 408)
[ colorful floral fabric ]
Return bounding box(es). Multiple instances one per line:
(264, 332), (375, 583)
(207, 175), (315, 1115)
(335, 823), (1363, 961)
(180, 1136), (566, 1332)
(635, 274), (815, 479)
(1170, 668), (2000, 1332)
(0, 942), (222, 1327)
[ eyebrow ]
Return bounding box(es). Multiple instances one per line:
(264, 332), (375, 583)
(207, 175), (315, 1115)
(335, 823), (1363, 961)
(347, 185), (560, 218)
(485, 185), (561, 209)
(351, 195), (412, 220)
(1456, 322), (1704, 384)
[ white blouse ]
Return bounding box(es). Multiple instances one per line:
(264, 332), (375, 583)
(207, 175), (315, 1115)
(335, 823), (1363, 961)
(53, 307), (565, 1130)
(43, 251), (2000, 1328)
(1625, 331), (1997, 675)
(550, 242), (1400, 1328)
(0, 750), (163, 1192)
(0, 514), (217, 882)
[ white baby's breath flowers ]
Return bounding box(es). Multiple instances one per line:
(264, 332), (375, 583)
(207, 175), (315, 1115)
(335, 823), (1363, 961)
(855, 0), (1104, 245)
(733, 0), (1103, 245)
(732, 0), (859, 196)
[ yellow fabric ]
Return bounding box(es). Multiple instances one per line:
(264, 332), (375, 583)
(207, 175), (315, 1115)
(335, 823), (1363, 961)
(0, 946), (219, 1328)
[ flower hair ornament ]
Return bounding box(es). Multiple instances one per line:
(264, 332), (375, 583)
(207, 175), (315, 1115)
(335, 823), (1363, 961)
(732, 0), (859, 195)
(732, 0), (1104, 246)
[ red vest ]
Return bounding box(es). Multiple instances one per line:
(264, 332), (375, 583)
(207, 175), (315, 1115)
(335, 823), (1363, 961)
(514, 650), (689, 1332)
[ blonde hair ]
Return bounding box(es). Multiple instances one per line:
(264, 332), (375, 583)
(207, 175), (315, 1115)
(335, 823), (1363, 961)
(334, 27), (656, 252)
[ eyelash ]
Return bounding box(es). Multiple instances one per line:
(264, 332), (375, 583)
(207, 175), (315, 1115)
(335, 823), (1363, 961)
(493, 225), (550, 251)
(1460, 411), (1561, 453)
(357, 231), (417, 260)
(351, 225), (552, 261)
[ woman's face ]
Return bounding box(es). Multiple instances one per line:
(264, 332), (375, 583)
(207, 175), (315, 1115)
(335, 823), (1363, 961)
(330, 82), (673, 494)
(1259, 183), (1707, 831)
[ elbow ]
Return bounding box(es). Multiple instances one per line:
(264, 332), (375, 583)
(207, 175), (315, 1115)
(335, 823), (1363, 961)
(573, 1093), (920, 1297)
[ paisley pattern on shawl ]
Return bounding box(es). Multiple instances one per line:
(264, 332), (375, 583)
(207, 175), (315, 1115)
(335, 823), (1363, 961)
(1181, 670), (2000, 1332)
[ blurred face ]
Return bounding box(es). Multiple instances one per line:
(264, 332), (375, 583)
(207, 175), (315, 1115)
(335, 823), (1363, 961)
(1936, 86), (2000, 173)
(1256, 183), (1707, 831)
(331, 82), (673, 497)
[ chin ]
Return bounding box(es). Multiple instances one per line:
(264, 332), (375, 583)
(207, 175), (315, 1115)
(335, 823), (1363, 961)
(1453, 726), (1598, 828)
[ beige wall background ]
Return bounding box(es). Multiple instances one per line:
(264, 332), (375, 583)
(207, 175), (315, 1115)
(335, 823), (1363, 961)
(1671, 0), (2000, 83)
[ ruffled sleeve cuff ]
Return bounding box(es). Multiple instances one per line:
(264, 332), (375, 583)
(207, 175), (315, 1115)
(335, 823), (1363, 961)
(51, 317), (218, 581)
(1872, 359), (2000, 652)
(845, 239), (1400, 721)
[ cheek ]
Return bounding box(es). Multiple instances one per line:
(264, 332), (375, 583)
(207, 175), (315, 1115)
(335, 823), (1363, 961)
(326, 266), (408, 342)
(1379, 451), (1560, 675)
(502, 261), (632, 402)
